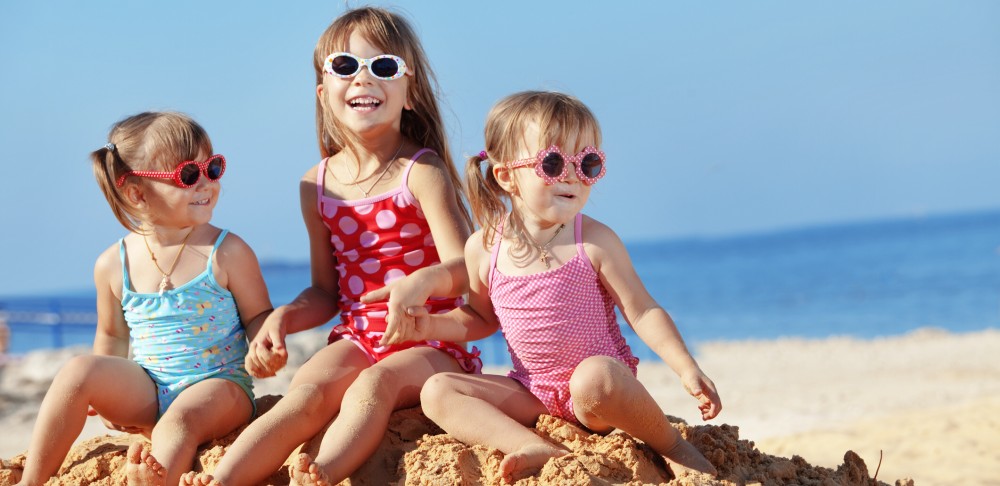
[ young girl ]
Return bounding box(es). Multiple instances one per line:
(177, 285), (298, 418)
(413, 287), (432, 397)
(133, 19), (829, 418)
(16, 112), (273, 486)
(181, 7), (478, 485)
(387, 91), (723, 482)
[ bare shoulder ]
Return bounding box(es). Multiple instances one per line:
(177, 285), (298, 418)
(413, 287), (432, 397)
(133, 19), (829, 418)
(580, 215), (629, 264)
(408, 151), (456, 192)
(215, 230), (258, 265)
(94, 240), (122, 276)
(465, 228), (491, 271)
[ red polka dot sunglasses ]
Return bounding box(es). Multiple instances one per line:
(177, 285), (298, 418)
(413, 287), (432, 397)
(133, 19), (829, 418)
(506, 145), (606, 185)
(116, 154), (226, 188)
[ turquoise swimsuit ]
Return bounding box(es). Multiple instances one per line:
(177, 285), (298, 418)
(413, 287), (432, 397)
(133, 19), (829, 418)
(119, 229), (254, 418)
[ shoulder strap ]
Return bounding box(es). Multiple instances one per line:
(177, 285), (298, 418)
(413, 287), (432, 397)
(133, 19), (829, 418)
(118, 238), (131, 293)
(574, 213), (587, 259)
(207, 229), (230, 271)
(316, 158), (328, 214)
(401, 148), (436, 187)
(488, 216), (506, 290)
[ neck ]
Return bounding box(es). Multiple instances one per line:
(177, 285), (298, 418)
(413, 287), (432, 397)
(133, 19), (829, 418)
(142, 224), (197, 245)
(349, 135), (406, 169)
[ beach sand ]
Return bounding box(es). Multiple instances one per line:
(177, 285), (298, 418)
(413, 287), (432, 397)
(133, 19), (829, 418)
(1, 327), (997, 485)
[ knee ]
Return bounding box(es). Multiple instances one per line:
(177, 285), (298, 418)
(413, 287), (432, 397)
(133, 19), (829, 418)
(343, 365), (401, 408)
(569, 356), (632, 410)
(285, 382), (337, 419)
(419, 373), (462, 422)
(52, 355), (105, 392)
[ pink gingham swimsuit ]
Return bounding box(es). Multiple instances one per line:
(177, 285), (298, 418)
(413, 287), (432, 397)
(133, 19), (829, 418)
(317, 148), (481, 373)
(489, 213), (638, 424)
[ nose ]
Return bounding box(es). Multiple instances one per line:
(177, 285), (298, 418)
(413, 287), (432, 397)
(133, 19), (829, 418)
(352, 63), (376, 84)
(561, 161), (581, 183)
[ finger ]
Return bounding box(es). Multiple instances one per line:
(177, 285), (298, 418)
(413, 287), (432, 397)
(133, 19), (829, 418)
(360, 284), (392, 304)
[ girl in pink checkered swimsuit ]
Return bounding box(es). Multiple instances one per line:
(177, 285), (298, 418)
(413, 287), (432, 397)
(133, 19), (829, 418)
(389, 91), (723, 482)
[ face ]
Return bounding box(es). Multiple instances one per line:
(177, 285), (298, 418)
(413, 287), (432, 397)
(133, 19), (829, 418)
(129, 151), (220, 228)
(497, 122), (596, 227)
(317, 30), (410, 139)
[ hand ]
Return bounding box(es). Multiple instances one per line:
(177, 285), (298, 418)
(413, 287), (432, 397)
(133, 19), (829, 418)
(245, 314), (288, 378)
(680, 370), (722, 421)
(361, 272), (435, 347)
(380, 306), (432, 347)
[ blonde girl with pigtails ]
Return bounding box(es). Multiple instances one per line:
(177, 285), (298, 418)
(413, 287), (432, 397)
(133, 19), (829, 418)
(16, 111), (273, 486)
(181, 7), (479, 486)
(382, 91), (723, 482)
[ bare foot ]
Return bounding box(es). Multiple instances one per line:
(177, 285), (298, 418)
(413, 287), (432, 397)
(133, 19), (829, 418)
(289, 453), (332, 486)
(179, 471), (219, 486)
(499, 443), (567, 483)
(126, 441), (165, 486)
(662, 438), (717, 478)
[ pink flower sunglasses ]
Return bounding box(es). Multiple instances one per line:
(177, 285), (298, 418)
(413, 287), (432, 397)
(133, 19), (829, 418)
(116, 154), (226, 188)
(506, 145), (606, 185)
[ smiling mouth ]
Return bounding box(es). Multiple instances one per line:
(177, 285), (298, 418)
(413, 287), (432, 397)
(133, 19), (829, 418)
(349, 97), (382, 111)
(192, 198), (210, 206)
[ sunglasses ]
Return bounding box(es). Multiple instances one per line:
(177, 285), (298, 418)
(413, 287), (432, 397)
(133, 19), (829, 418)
(507, 145), (606, 185)
(116, 155), (226, 188)
(323, 52), (408, 81)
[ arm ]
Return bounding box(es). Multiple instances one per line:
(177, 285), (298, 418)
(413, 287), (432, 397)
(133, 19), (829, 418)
(586, 217), (721, 420)
(245, 169), (342, 377)
(211, 231), (274, 341)
(381, 229), (499, 345)
(93, 245), (130, 358)
(375, 153), (473, 345)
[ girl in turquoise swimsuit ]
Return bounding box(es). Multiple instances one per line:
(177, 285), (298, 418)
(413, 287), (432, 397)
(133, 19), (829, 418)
(16, 112), (274, 486)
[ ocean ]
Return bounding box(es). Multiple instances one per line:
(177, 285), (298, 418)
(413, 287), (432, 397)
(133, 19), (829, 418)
(3, 209), (999, 365)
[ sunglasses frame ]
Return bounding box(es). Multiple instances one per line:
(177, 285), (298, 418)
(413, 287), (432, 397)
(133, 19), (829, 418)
(507, 145), (606, 185)
(322, 52), (408, 81)
(116, 154), (226, 188)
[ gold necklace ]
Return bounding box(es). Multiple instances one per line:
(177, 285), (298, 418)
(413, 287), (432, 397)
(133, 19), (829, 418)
(522, 223), (565, 269)
(344, 143), (405, 198)
(142, 228), (194, 295)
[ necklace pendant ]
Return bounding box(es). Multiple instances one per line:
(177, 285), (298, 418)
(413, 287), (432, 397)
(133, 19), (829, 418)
(159, 275), (169, 296)
(540, 251), (550, 269)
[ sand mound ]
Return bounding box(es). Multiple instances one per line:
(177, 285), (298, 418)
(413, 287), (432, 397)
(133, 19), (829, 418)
(0, 395), (909, 486)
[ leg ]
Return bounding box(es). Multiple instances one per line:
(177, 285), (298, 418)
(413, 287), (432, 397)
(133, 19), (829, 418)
(182, 340), (369, 486)
(127, 378), (253, 486)
(289, 346), (465, 485)
(17, 355), (158, 486)
(569, 356), (717, 477)
(421, 372), (565, 482)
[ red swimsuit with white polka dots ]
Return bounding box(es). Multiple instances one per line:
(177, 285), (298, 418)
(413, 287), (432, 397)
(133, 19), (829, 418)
(316, 149), (480, 372)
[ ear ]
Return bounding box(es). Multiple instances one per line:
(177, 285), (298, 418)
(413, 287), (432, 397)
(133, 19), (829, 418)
(316, 84), (325, 102)
(492, 163), (518, 195)
(123, 183), (147, 208)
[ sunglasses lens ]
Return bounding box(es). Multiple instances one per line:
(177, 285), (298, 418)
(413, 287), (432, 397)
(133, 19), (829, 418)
(580, 153), (604, 179)
(179, 163), (200, 186)
(540, 152), (565, 178)
(330, 55), (359, 76)
(370, 57), (400, 79)
(206, 157), (224, 180)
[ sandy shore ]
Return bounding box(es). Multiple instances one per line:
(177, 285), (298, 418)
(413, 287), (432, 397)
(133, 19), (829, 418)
(2, 327), (998, 485)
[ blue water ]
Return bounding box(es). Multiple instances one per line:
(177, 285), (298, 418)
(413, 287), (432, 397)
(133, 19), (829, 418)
(4, 209), (999, 364)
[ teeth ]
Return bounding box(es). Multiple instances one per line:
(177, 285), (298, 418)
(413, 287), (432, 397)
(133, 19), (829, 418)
(350, 97), (381, 106)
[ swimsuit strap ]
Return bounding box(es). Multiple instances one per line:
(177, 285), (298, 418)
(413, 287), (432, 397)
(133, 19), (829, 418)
(316, 157), (329, 214)
(207, 229), (230, 271)
(488, 216), (506, 291)
(118, 238), (131, 294)
(400, 148), (435, 202)
(574, 212), (586, 259)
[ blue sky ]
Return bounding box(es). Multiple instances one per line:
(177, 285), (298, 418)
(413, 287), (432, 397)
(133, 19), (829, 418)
(1, 1), (998, 296)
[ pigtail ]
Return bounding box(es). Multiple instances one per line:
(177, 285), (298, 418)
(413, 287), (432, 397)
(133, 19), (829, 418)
(91, 143), (142, 233)
(465, 152), (508, 249)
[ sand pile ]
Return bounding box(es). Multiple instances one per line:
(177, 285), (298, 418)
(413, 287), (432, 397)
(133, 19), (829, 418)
(0, 395), (907, 486)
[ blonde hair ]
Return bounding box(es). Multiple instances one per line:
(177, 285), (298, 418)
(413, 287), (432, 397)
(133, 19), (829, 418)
(314, 6), (470, 228)
(467, 91), (602, 250)
(90, 111), (213, 232)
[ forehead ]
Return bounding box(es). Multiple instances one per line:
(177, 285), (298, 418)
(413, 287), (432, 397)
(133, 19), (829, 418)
(518, 120), (598, 155)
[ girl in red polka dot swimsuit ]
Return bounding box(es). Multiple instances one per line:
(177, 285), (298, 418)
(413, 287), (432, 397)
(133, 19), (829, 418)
(183, 8), (478, 486)
(386, 92), (724, 482)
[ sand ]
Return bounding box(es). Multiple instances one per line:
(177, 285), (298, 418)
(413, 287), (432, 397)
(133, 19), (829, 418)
(2, 327), (998, 485)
